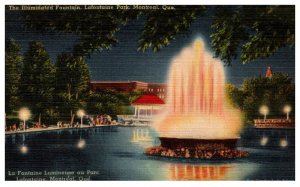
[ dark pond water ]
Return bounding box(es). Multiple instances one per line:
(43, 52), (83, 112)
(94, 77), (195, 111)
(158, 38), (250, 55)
(5, 126), (295, 180)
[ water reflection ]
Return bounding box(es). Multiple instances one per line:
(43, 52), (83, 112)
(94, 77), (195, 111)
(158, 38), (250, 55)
(169, 163), (234, 180)
(5, 126), (294, 180)
(131, 128), (153, 147)
(260, 136), (268, 146)
(19, 134), (28, 154)
(77, 139), (86, 149)
(279, 138), (288, 148)
(20, 144), (28, 154)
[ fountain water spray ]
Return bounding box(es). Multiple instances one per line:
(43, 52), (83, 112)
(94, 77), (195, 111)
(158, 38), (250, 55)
(153, 39), (242, 139)
(145, 38), (248, 159)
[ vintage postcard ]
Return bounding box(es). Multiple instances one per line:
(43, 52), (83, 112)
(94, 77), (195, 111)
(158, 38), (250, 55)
(5, 5), (295, 181)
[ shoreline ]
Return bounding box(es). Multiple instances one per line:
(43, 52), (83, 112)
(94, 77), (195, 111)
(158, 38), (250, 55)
(5, 123), (151, 135)
(5, 125), (116, 135)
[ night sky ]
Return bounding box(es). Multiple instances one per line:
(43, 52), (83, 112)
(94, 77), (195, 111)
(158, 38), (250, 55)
(5, 7), (295, 86)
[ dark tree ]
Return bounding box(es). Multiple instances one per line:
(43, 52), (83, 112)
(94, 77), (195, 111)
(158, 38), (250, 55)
(86, 89), (143, 117)
(20, 5), (294, 65)
(137, 6), (207, 52)
(226, 73), (295, 124)
(55, 53), (90, 122)
(20, 41), (56, 124)
(5, 39), (23, 114)
(22, 8), (141, 57)
(211, 6), (295, 65)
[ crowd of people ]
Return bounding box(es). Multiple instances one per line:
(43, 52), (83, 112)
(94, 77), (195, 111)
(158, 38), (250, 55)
(5, 122), (47, 132)
(56, 114), (114, 128)
(5, 114), (115, 132)
(5, 123), (20, 132)
(89, 114), (113, 126)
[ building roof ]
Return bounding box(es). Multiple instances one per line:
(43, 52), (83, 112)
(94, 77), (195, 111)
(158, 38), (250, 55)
(90, 80), (156, 84)
(266, 66), (272, 78)
(132, 94), (165, 105)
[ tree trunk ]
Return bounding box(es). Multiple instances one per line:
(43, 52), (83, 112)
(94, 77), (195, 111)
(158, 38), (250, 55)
(70, 114), (75, 127)
(67, 84), (71, 100)
(70, 110), (75, 126)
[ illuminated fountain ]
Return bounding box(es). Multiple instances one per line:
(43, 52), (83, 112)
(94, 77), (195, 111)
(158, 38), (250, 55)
(145, 39), (249, 159)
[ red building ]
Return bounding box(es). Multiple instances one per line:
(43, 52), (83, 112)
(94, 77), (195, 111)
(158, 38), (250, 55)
(90, 81), (167, 99)
(131, 94), (165, 117)
(117, 94), (165, 124)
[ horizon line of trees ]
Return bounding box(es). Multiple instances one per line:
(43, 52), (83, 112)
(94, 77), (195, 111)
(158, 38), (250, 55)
(225, 73), (295, 124)
(5, 38), (142, 126)
(6, 38), (295, 126)
(5, 38), (90, 125)
(21, 5), (294, 66)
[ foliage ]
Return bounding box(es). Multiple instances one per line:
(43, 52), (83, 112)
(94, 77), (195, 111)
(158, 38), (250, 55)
(20, 41), (56, 124)
(23, 9), (140, 57)
(211, 6), (295, 65)
(138, 6), (206, 52)
(5, 39), (23, 113)
(86, 89), (143, 117)
(226, 73), (295, 124)
(225, 83), (244, 109)
(21, 5), (294, 65)
(55, 53), (91, 121)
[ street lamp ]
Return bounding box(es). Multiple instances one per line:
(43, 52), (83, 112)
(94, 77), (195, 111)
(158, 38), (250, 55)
(259, 105), (269, 121)
(18, 107), (31, 131)
(76, 109), (85, 128)
(283, 105), (292, 120)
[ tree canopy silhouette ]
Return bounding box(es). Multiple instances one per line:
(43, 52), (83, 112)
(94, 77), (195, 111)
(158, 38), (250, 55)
(21, 5), (294, 65)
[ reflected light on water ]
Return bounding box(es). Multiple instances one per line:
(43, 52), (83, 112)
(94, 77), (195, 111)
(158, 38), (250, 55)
(280, 139), (288, 148)
(131, 128), (152, 142)
(20, 145), (28, 154)
(169, 164), (233, 180)
(77, 139), (86, 149)
(260, 136), (268, 146)
(131, 128), (153, 148)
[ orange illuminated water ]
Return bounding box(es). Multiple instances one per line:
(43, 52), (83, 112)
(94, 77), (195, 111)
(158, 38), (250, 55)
(169, 164), (234, 180)
(154, 39), (242, 139)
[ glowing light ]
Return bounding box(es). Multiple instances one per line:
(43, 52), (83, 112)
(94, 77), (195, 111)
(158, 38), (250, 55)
(18, 107), (31, 120)
(283, 105), (292, 119)
(260, 136), (268, 146)
(77, 109), (85, 117)
(77, 109), (85, 128)
(77, 139), (86, 149)
(20, 145), (28, 154)
(259, 105), (269, 121)
(279, 139), (288, 148)
(18, 107), (31, 131)
(153, 38), (242, 139)
(131, 128), (153, 147)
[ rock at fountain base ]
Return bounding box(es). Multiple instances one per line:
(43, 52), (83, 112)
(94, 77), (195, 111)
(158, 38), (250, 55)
(145, 137), (249, 159)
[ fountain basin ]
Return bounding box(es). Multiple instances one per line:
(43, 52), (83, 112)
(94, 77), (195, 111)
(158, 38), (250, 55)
(145, 137), (249, 159)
